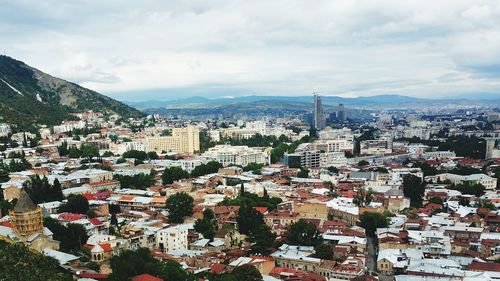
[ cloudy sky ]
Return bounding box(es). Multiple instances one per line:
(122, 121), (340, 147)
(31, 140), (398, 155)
(1, 0), (500, 101)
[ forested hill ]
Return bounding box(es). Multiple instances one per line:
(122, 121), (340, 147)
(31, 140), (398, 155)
(0, 55), (144, 129)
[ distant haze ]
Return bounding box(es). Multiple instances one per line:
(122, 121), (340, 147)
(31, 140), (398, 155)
(2, 1), (500, 100)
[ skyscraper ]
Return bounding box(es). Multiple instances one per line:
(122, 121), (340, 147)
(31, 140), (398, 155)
(337, 103), (346, 121)
(313, 94), (326, 130)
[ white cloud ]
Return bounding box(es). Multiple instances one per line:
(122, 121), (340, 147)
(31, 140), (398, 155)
(1, 0), (500, 99)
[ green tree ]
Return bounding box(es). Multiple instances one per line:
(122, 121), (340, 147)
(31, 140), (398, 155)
(248, 224), (276, 255)
(353, 187), (375, 207)
(44, 218), (88, 252)
(403, 174), (425, 207)
(359, 211), (389, 237)
(166, 192), (194, 223)
(358, 160), (369, 167)
(108, 248), (194, 281)
(286, 219), (321, 246)
(428, 197), (444, 205)
(232, 265), (263, 281)
(298, 168), (309, 178)
(237, 203), (264, 235)
(80, 144), (99, 160)
(58, 195), (89, 214)
(0, 240), (72, 281)
(194, 209), (216, 241)
(314, 243), (333, 260)
(191, 161), (223, 178)
(162, 166), (190, 184)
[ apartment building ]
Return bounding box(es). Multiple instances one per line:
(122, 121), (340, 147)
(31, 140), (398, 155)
(145, 125), (200, 154)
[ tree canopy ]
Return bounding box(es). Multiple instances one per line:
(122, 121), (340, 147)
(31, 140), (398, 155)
(403, 174), (425, 207)
(0, 240), (72, 281)
(359, 211), (389, 237)
(166, 192), (194, 223)
(286, 219), (321, 246)
(162, 166), (190, 184)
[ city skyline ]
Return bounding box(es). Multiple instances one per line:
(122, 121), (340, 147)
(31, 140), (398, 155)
(1, 1), (500, 100)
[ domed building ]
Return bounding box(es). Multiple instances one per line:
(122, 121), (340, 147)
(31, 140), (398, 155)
(9, 189), (43, 238)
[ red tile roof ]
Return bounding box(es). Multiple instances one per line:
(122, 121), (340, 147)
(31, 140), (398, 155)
(131, 273), (163, 281)
(58, 213), (86, 221)
(468, 261), (500, 272)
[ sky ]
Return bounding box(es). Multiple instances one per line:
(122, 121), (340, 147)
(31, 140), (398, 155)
(1, 0), (500, 101)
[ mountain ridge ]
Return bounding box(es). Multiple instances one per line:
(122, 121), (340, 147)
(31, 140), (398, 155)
(0, 55), (144, 129)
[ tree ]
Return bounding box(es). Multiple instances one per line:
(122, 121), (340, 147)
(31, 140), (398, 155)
(0, 167), (9, 183)
(166, 192), (194, 223)
(111, 213), (119, 227)
(314, 243), (333, 260)
(286, 219), (321, 246)
(108, 248), (194, 281)
(194, 209), (216, 241)
(403, 174), (425, 207)
(191, 161), (223, 178)
(232, 265), (263, 281)
(411, 162), (437, 177)
(327, 166), (339, 174)
(448, 182), (485, 197)
(358, 160), (369, 167)
(298, 168), (309, 178)
(122, 150), (148, 161)
(162, 166), (190, 184)
(44, 217), (88, 252)
(114, 173), (155, 190)
(80, 144), (99, 161)
(147, 151), (159, 160)
(248, 224), (276, 255)
(353, 187), (375, 207)
(428, 197), (444, 205)
(237, 203), (264, 235)
(359, 211), (389, 237)
(0, 240), (72, 281)
(24, 175), (63, 204)
(58, 195), (89, 214)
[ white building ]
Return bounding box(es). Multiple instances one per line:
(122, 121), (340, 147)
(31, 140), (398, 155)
(155, 224), (190, 253)
(202, 145), (269, 167)
(0, 123), (11, 137)
(438, 173), (497, 190)
(53, 120), (86, 134)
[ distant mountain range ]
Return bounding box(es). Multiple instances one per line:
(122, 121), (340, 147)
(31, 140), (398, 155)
(127, 94), (500, 111)
(0, 55), (144, 128)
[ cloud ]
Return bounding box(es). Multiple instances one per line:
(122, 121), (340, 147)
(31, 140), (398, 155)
(1, 0), (500, 100)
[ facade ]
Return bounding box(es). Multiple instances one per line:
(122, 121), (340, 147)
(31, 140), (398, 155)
(313, 94), (326, 130)
(437, 173), (497, 190)
(337, 104), (346, 121)
(10, 190), (44, 239)
(202, 145), (270, 167)
(145, 125), (200, 154)
(0, 123), (11, 137)
(155, 225), (189, 253)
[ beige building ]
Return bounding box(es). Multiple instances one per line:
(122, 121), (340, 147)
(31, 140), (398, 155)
(145, 125), (200, 154)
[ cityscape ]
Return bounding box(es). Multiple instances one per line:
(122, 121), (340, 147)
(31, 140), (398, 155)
(2, 1), (500, 281)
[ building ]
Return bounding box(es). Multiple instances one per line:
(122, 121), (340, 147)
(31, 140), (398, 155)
(337, 104), (346, 121)
(10, 190), (44, 238)
(485, 138), (496, 160)
(313, 94), (326, 131)
(0, 123), (11, 137)
(437, 173), (497, 190)
(145, 125), (200, 154)
(155, 224), (189, 253)
(202, 145), (270, 167)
